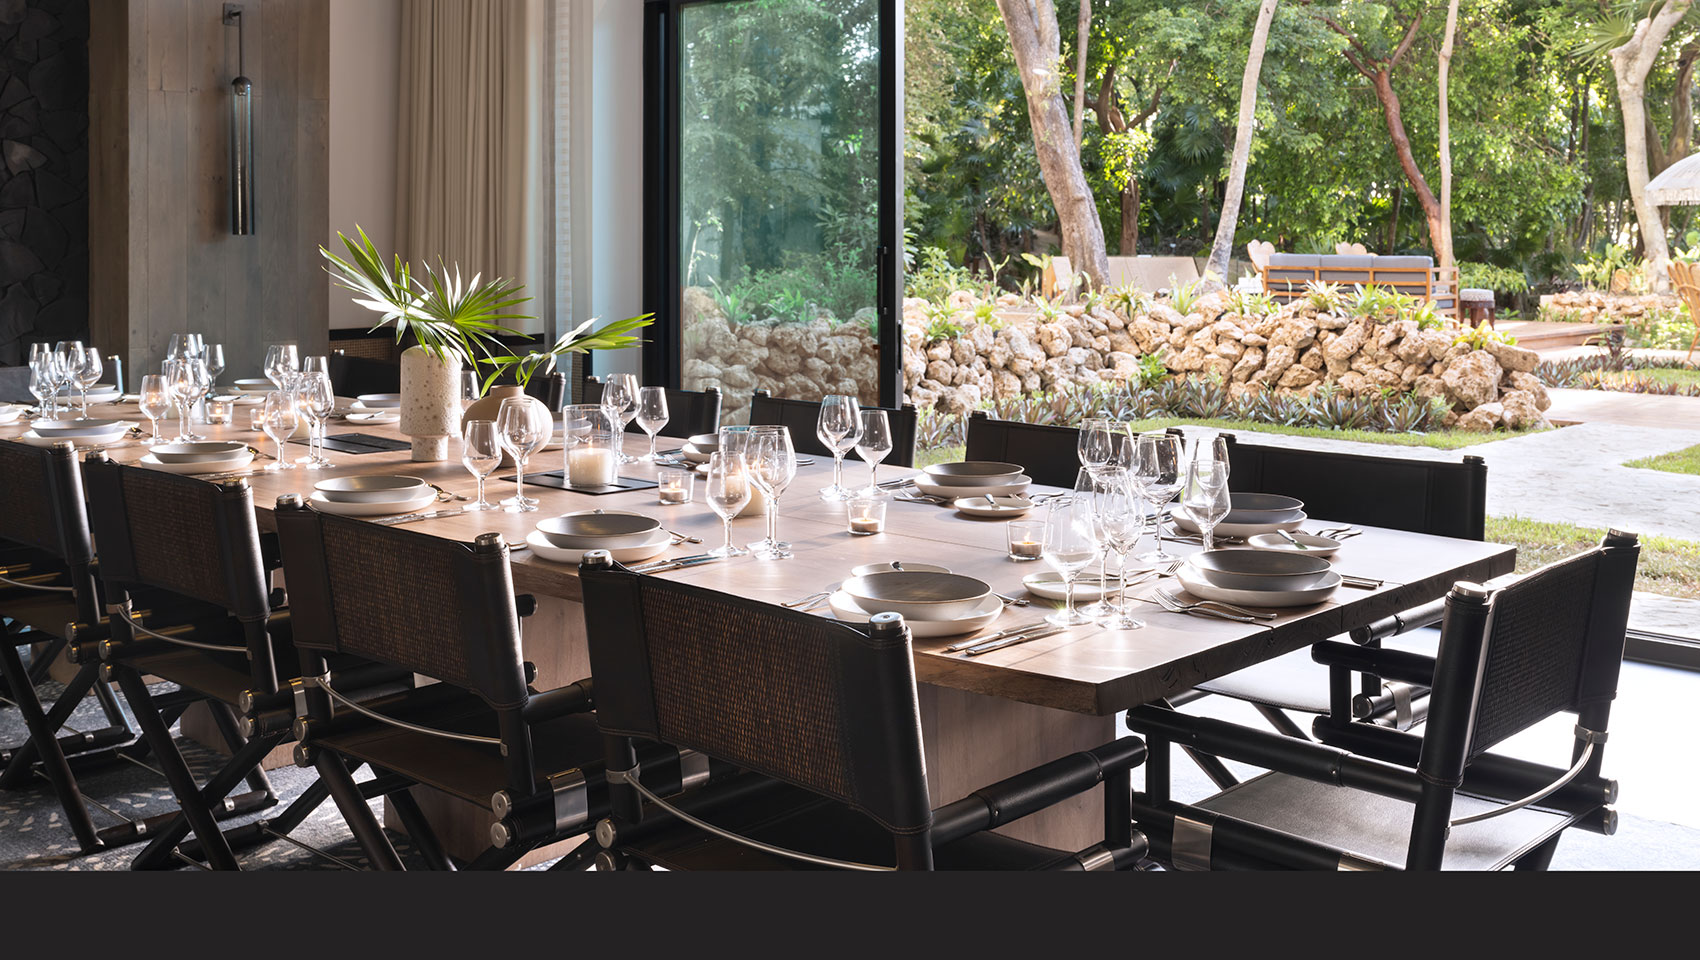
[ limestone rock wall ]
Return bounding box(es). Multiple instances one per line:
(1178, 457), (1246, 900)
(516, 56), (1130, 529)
(1539, 290), (1681, 323)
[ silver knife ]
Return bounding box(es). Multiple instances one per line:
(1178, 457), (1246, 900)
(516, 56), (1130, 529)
(636, 556), (721, 575)
(630, 553), (712, 572)
(374, 508), (467, 526)
(944, 620), (1051, 653)
(963, 624), (1071, 656)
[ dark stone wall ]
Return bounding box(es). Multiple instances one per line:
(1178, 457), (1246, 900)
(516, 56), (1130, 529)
(0, 0), (87, 365)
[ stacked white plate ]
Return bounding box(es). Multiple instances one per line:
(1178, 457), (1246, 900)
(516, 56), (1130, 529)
(17, 418), (133, 448)
(57, 383), (119, 401)
(231, 379), (275, 394)
(138, 441), (254, 476)
(678, 433), (720, 465)
(309, 475), (436, 517)
(909, 461), (1032, 500)
(1172, 492), (1308, 539)
(827, 571), (1002, 638)
(526, 510), (671, 563)
(1175, 550), (1340, 608)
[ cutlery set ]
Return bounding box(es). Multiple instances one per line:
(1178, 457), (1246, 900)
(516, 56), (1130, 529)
(943, 621), (1070, 657)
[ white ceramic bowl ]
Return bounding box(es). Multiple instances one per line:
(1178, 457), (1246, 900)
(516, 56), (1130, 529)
(922, 461), (1025, 487)
(1246, 533), (1343, 557)
(524, 528), (673, 565)
(535, 511), (663, 549)
(357, 393), (403, 409)
(314, 475), (431, 504)
(232, 379), (274, 394)
(1176, 561), (1340, 609)
(912, 474), (1032, 500)
(828, 591), (1003, 638)
(850, 561), (952, 578)
(138, 451), (254, 476)
(952, 495), (1035, 519)
(31, 418), (124, 439)
(1171, 507), (1306, 540)
(151, 441), (250, 464)
(841, 572), (992, 622)
(1189, 550), (1332, 592)
(307, 489), (437, 517)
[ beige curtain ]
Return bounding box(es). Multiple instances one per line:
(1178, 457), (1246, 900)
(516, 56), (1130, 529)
(395, 0), (530, 292)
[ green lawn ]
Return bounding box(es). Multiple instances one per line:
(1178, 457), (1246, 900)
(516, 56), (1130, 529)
(1639, 367), (1700, 389)
(1487, 517), (1700, 600)
(1626, 443), (1700, 476)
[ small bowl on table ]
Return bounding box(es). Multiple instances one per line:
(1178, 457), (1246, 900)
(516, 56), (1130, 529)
(314, 475), (431, 504)
(921, 461), (1025, 488)
(1190, 550), (1333, 592)
(356, 393), (403, 410)
(1246, 532), (1343, 558)
(840, 571), (992, 622)
(151, 441), (249, 465)
(232, 379), (275, 394)
(535, 511), (663, 550)
(1222, 493), (1306, 526)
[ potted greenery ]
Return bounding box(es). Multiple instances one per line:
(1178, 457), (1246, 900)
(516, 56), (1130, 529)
(321, 227), (652, 460)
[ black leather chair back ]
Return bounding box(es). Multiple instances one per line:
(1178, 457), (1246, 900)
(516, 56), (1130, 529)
(327, 353), (401, 397)
(583, 377), (723, 438)
(749, 391), (918, 467)
(963, 413), (1081, 488)
(0, 439), (101, 624)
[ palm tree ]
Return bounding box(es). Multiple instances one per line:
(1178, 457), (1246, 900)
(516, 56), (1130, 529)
(1205, 0), (1280, 289)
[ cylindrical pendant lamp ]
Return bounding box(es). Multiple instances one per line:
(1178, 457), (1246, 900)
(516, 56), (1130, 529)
(225, 4), (255, 236)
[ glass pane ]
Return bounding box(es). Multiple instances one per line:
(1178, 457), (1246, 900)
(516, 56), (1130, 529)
(677, 0), (883, 425)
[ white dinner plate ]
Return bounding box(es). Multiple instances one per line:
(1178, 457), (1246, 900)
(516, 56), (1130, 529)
(1171, 506), (1306, 540)
(31, 418), (126, 439)
(524, 527), (673, 565)
(14, 427), (132, 448)
(307, 489), (438, 517)
(1245, 533), (1344, 558)
(850, 561), (951, 578)
(137, 452), (255, 476)
(827, 590), (1004, 639)
(357, 394), (403, 409)
(1174, 560), (1339, 609)
(952, 495), (1036, 519)
(911, 474), (1032, 500)
(346, 411), (400, 425)
(1022, 569), (1149, 603)
(213, 394), (266, 407)
(0, 406), (26, 424)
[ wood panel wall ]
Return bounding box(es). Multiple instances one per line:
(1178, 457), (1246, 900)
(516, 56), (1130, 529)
(90, 0), (328, 383)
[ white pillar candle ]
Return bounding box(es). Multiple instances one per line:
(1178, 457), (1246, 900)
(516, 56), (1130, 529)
(567, 446), (618, 488)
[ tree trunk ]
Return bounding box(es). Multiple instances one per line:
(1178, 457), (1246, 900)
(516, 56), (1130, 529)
(1073, 0), (1090, 151)
(1206, 0), (1279, 288)
(1437, 0), (1459, 270)
(1122, 180), (1140, 256)
(1371, 69), (1445, 261)
(1610, 0), (1693, 293)
(997, 0), (1111, 288)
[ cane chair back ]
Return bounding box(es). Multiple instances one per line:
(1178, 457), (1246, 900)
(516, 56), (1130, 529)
(0, 439), (99, 623)
(1668, 261), (1700, 362)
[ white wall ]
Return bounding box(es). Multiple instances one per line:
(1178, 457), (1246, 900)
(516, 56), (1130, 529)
(570, 0), (645, 377)
(327, 0), (402, 331)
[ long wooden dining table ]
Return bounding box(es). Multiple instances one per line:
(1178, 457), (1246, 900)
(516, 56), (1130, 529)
(2, 398), (1516, 862)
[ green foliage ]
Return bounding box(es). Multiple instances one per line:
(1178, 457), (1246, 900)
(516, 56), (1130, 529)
(1225, 288), (1277, 317)
(1622, 306), (1699, 351)
(1168, 276), (1205, 315)
(1133, 352), (1169, 390)
(1107, 283), (1151, 318)
(1304, 280), (1344, 313)
(922, 301), (964, 342)
(907, 247), (976, 307)
(1454, 325), (1520, 351)
(708, 277), (755, 326)
(1457, 262), (1529, 295)
(1348, 284), (1407, 320)
(1407, 299), (1446, 332)
(1574, 244), (1644, 292)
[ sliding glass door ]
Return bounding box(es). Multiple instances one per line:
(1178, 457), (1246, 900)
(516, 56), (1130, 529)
(645, 0), (903, 423)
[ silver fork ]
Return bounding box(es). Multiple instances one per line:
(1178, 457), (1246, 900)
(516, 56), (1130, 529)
(782, 591), (832, 609)
(1154, 588), (1276, 621)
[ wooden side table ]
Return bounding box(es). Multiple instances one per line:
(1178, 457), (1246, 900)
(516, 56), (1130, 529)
(1460, 288), (1496, 328)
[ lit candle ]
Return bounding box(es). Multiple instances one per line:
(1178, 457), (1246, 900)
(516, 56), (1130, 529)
(205, 399), (233, 425)
(1010, 540), (1042, 560)
(850, 517), (883, 536)
(847, 499), (886, 536)
(567, 446), (618, 487)
(658, 470), (693, 505)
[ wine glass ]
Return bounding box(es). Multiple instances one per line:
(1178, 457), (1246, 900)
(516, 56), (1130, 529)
(497, 396), (550, 513)
(460, 371), (482, 411)
(1182, 456), (1232, 552)
(461, 420), (502, 511)
(600, 374), (640, 462)
(203, 344), (226, 386)
(1134, 434), (1184, 563)
(635, 387), (670, 462)
(854, 409), (892, 498)
(747, 426), (797, 560)
(139, 375), (172, 444)
(184, 333), (205, 361)
(74, 348), (103, 418)
(299, 373), (336, 469)
(705, 451), (752, 559)
(259, 391), (298, 471)
(53, 341), (81, 413)
(264, 343), (299, 390)
(164, 359), (192, 441)
(1074, 468), (1118, 621)
(28, 357), (54, 418)
(166, 333), (189, 363)
(1093, 470), (1147, 630)
(188, 357), (213, 439)
(1041, 495), (1103, 628)
(817, 395), (862, 501)
(1078, 418), (1114, 474)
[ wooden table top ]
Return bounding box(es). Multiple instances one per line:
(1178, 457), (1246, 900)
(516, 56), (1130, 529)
(4, 401), (1515, 717)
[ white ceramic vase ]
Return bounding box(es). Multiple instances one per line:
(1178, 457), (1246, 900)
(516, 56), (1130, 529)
(399, 346), (462, 462)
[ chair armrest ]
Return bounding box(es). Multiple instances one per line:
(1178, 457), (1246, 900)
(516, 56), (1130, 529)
(522, 678), (594, 725)
(930, 737), (1146, 847)
(1312, 640), (1436, 688)
(1348, 598), (1444, 645)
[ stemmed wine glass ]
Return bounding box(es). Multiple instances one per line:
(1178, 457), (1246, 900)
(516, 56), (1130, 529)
(28, 355), (54, 419)
(1078, 418), (1114, 474)
(461, 420), (502, 512)
(1073, 468), (1117, 621)
(460, 372), (482, 412)
(1134, 433), (1184, 563)
(705, 451), (752, 559)
(855, 409), (892, 498)
(299, 372), (336, 469)
(1041, 495), (1103, 628)
(73, 348), (103, 418)
(188, 358), (213, 437)
(635, 387), (670, 461)
(264, 344), (299, 391)
(817, 395), (862, 501)
(164, 359), (198, 441)
(1093, 470), (1147, 630)
(204, 344), (226, 387)
(747, 426), (797, 560)
(259, 392), (298, 471)
(1182, 456), (1232, 552)
(139, 375), (172, 445)
(497, 396), (550, 513)
(600, 374), (640, 462)
(53, 341), (81, 415)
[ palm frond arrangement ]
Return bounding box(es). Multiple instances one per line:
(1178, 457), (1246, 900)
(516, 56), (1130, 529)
(321, 226), (652, 389)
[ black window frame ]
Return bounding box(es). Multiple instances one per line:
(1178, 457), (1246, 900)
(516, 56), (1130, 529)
(641, 0), (905, 410)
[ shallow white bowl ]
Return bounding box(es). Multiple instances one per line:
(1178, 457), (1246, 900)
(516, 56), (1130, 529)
(357, 393), (402, 409)
(841, 572), (992, 622)
(922, 461), (1025, 487)
(1175, 560), (1339, 609)
(232, 379), (274, 394)
(1022, 568), (1148, 603)
(828, 591), (1003, 638)
(1189, 549), (1333, 592)
(314, 475), (430, 504)
(850, 561), (952, 578)
(952, 495), (1035, 519)
(1172, 507), (1306, 540)
(151, 441), (249, 464)
(535, 511), (662, 549)
(0, 405), (26, 424)
(31, 418), (124, 439)
(137, 451), (254, 476)
(911, 474), (1032, 500)
(524, 527), (672, 565)
(307, 489), (437, 517)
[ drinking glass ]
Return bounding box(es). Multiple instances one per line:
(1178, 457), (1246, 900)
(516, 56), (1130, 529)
(260, 392), (298, 470)
(705, 452), (752, 559)
(188, 357), (213, 438)
(497, 396), (550, 512)
(747, 426), (796, 560)
(302, 355), (330, 377)
(854, 409), (892, 497)
(139, 375), (172, 444)
(28, 358), (53, 418)
(54, 341), (81, 413)
(1182, 457), (1232, 552)
(1078, 418), (1114, 474)
(600, 373), (640, 462)
(460, 371), (482, 411)
(74, 348), (103, 418)
(1074, 468), (1118, 620)
(1041, 496), (1103, 627)
(1133, 433), (1184, 563)
(1093, 470), (1147, 630)
(204, 344), (226, 385)
(635, 386), (670, 462)
(264, 343), (299, 390)
(300, 373), (336, 468)
(816, 394), (862, 501)
(166, 333), (189, 363)
(461, 420), (502, 511)
(184, 333), (205, 361)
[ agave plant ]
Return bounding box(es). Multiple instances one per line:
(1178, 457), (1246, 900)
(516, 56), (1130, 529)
(1168, 276), (1205, 315)
(1107, 283), (1150, 319)
(1348, 283), (1407, 322)
(322, 226), (650, 391)
(1226, 288), (1277, 318)
(1304, 279), (1344, 313)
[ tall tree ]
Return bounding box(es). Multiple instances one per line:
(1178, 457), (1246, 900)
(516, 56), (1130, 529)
(1437, 0), (1459, 270)
(997, 0), (1112, 287)
(1609, 0), (1694, 291)
(1206, 0), (1280, 287)
(1073, 1), (1091, 150)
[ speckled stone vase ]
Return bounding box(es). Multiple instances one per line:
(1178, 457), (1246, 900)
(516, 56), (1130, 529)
(399, 346), (462, 462)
